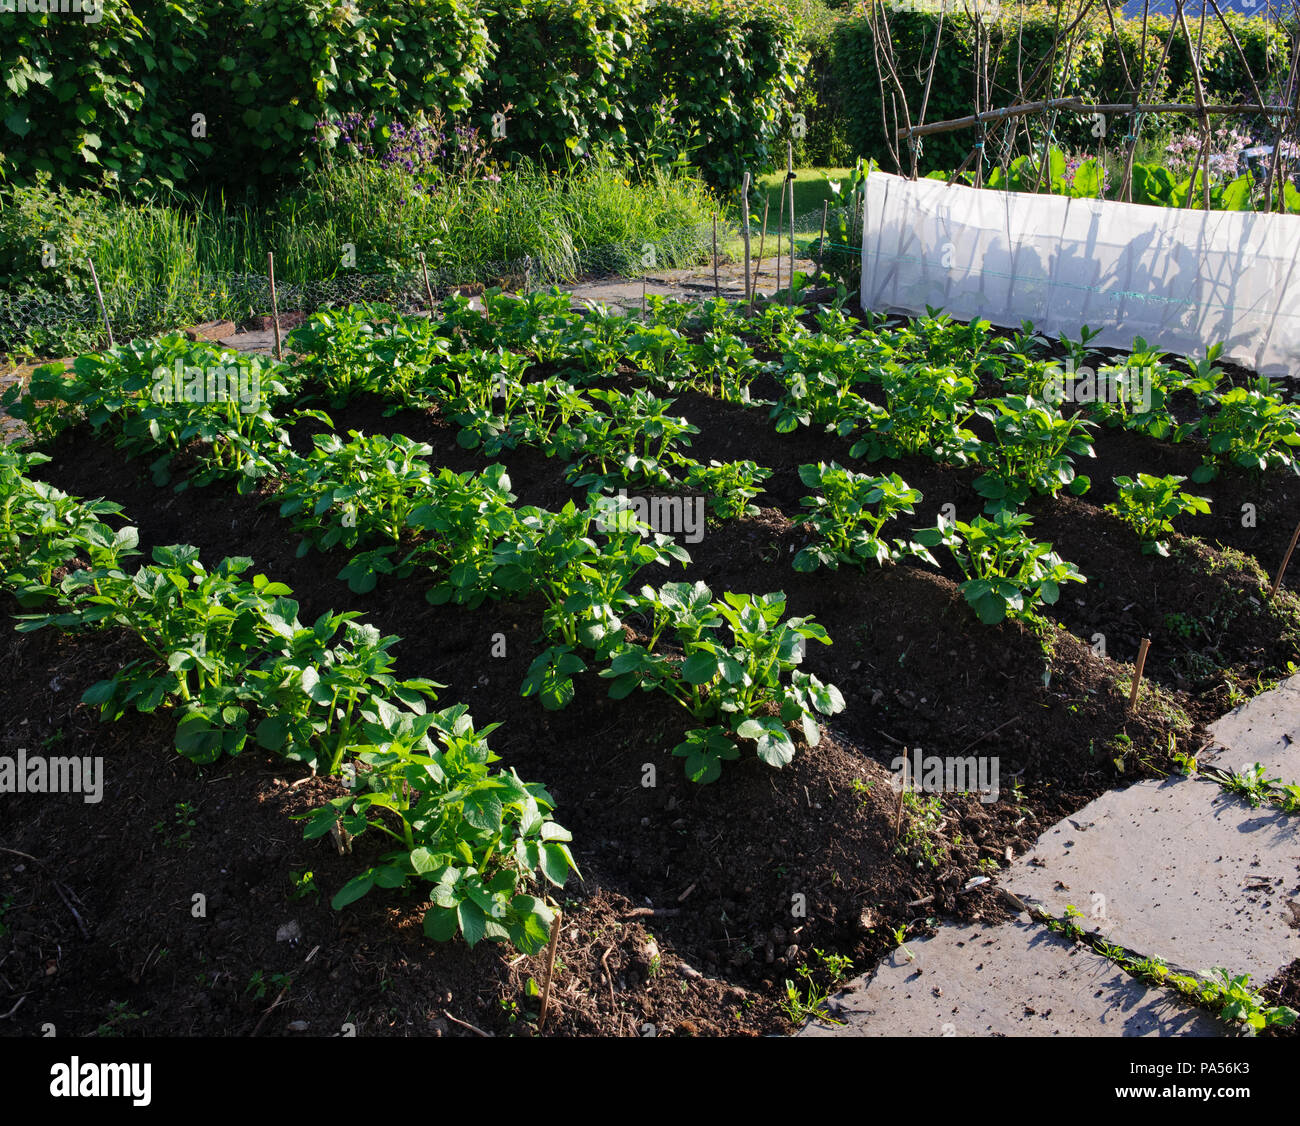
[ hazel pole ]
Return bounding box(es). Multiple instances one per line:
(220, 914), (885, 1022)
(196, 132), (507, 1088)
(751, 198), (770, 314)
(740, 171), (752, 306)
(787, 139), (796, 307)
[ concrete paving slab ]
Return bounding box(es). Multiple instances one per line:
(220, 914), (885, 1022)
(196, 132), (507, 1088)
(1203, 673), (1300, 782)
(1007, 776), (1300, 982)
(799, 916), (1220, 1036)
(217, 328), (283, 355)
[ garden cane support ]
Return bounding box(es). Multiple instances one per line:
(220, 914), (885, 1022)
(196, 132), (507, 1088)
(752, 198), (769, 313)
(816, 201), (828, 286)
(1269, 516), (1300, 598)
(418, 251), (436, 315)
(893, 753), (908, 844)
(712, 213), (720, 299)
(268, 252), (283, 363)
(86, 257), (113, 350)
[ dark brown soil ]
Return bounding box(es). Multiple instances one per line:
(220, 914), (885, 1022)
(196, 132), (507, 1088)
(3, 339), (1299, 1038)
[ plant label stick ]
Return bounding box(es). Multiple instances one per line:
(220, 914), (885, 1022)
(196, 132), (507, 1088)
(1128, 638), (1151, 711)
(740, 171), (752, 305)
(268, 251), (283, 362)
(86, 257), (113, 349)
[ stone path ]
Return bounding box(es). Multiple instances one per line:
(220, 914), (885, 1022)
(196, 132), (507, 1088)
(800, 674), (1300, 1036)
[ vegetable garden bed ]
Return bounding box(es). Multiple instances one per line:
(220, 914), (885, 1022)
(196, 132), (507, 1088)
(3, 291), (1299, 1037)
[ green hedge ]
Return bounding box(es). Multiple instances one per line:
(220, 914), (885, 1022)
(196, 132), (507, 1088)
(0, 0), (806, 196)
(829, 5), (1293, 174)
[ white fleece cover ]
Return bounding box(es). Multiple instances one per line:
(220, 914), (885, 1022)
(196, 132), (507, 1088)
(860, 170), (1300, 376)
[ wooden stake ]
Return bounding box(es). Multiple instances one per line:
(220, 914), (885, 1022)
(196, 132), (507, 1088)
(893, 753), (908, 843)
(641, 276), (646, 321)
(418, 251), (436, 313)
(86, 257), (113, 349)
(751, 198), (769, 313)
(1128, 638), (1151, 712)
(712, 212), (720, 298)
(537, 909), (562, 1033)
(267, 251), (283, 362)
(740, 172), (752, 305)
(1269, 516), (1300, 598)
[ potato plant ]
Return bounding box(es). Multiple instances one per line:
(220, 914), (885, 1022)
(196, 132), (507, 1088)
(1193, 379), (1300, 482)
(600, 584), (845, 781)
(1106, 473), (1211, 556)
(792, 462), (934, 572)
(298, 704), (575, 955)
(973, 394), (1095, 511)
(917, 510), (1086, 625)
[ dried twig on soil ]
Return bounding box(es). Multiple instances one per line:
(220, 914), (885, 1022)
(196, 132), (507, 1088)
(0, 846), (91, 940)
(958, 715), (1022, 755)
(600, 945), (617, 1015)
(443, 1009), (492, 1037)
(538, 910), (562, 1033)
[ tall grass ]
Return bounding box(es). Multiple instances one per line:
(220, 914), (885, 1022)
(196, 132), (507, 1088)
(0, 154), (719, 355)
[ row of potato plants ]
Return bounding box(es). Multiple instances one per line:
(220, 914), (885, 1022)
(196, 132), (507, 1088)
(2, 336), (846, 784)
(0, 442), (574, 954)
(278, 295), (1274, 627)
